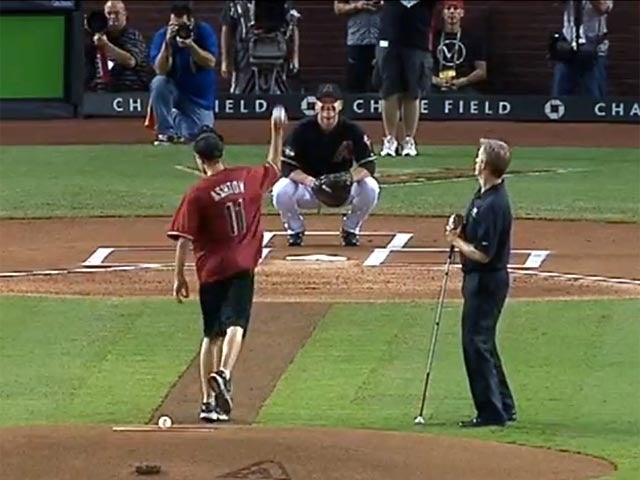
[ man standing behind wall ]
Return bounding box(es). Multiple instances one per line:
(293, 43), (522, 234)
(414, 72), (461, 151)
(551, 0), (613, 99)
(148, 3), (218, 146)
(377, 0), (436, 158)
(334, 1), (382, 93)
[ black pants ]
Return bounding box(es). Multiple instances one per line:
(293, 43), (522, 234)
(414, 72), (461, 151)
(461, 270), (515, 422)
(346, 45), (376, 93)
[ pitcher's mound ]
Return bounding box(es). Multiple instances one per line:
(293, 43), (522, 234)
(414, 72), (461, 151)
(0, 425), (612, 480)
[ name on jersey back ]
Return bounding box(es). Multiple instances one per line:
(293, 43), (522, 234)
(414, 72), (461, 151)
(210, 181), (245, 202)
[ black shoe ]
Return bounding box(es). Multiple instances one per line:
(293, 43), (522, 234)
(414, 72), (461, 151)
(199, 401), (218, 423)
(458, 417), (506, 428)
(288, 231), (304, 247)
(341, 229), (359, 247)
(208, 370), (233, 416)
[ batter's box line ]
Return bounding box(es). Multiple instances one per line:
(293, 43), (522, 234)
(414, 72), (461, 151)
(509, 270), (640, 287)
(81, 232), (415, 267)
(363, 248), (551, 268)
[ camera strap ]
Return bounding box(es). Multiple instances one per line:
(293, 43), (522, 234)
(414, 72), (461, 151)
(96, 45), (110, 83)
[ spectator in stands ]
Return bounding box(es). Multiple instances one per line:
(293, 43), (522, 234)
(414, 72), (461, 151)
(220, 1), (300, 94)
(147, 3), (218, 146)
(334, 1), (382, 93)
(85, 0), (150, 92)
(377, 0), (437, 158)
(551, 0), (613, 99)
(432, 0), (486, 94)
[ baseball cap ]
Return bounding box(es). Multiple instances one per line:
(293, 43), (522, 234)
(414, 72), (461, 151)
(316, 83), (343, 102)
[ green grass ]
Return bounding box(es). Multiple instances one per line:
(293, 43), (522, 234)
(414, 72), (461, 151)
(0, 296), (201, 426)
(258, 299), (640, 479)
(0, 145), (638, 220)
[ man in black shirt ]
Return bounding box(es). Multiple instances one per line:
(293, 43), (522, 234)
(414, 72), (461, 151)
(432, 0), (487, 94)
(377, 0), (436, 158)
(85, 0), (151, 92)
(445, 138), (516, 428)
(272, 83), (379, 247)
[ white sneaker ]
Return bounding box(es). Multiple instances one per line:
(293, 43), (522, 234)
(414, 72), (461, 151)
(401, 137), (418, 157)
(380, 136), (398, 157)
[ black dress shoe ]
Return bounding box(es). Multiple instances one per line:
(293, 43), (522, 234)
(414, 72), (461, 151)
(287, 232), (304, 247)
(458, 417), (506, 428)
(341, 229), (359, 247)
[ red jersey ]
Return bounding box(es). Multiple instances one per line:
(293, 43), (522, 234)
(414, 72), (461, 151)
(168, 163), (279, 284)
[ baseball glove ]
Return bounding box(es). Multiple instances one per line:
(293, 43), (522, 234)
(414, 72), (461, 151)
(312, 171), (353, 207)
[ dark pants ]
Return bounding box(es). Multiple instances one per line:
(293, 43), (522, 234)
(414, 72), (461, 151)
(199, 271), (255, 339)
(551, 57), (607, 99)
(461, 270), (515, 422)
(346, 45), (376, 93)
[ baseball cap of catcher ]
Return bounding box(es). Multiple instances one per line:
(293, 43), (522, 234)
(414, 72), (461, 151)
(316, 83), (343, 102)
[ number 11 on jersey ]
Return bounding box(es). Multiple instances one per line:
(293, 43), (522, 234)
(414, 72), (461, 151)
(225, 199), (247, 237)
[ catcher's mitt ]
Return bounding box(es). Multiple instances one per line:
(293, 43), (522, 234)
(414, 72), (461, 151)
(312, 172), (353, 207)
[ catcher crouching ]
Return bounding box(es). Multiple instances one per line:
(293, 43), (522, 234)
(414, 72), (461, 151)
(272, 83), (379, 247)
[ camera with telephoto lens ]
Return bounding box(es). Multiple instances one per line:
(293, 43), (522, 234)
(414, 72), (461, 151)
(176, 23), (193, 40)
(86, 10), (108, 34)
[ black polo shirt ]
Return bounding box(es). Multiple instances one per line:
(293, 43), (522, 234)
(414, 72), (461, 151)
(282, 117), (376, 178)
(460, 181), (512, 273)
(378, 0), (437, 51)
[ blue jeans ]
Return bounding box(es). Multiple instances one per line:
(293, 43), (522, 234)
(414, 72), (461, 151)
(551, 57), (607, 99)
(149, 75), (214, 140)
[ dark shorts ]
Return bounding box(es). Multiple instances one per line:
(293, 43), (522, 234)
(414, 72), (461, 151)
(374, 45), (432, 99)
(199, 271), (255, 339)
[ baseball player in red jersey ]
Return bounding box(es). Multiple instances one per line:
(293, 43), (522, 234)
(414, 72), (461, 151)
(167, 106), (287, 422)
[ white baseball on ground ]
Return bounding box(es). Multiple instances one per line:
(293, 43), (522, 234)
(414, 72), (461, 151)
(158, 415), (173, 429)
(272, 105), (287, 123)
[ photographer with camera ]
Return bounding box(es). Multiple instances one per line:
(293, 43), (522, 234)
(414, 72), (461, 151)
(550, 0), (613, 99)
(147, 3), (219, 146)
(85, 1), (150, 92)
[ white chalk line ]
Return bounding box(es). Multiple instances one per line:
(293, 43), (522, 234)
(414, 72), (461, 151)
(2, 263), (637, 288)
(5, 230), (635, 287)
(381, 168), (588, 188)
(420, 266), (639, 287)
(362, 233), (414, 266)
(0, 264), (169, 278)
(509, 269), (640, 286)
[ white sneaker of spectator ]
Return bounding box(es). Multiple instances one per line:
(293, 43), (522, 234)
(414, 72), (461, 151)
(381, 136), (398, 157)
(401, 137), (418, 157)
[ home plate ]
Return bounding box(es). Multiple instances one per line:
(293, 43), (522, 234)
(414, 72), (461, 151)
(285, 254), (348, 262)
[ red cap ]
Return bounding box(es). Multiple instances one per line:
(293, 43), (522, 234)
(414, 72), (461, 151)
(443, 0), (464, 8)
